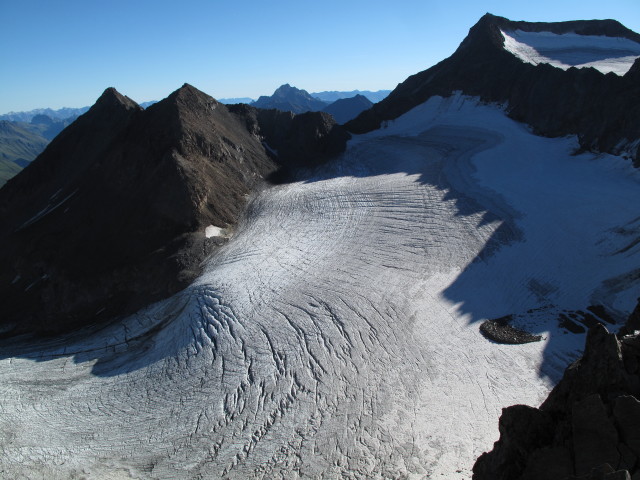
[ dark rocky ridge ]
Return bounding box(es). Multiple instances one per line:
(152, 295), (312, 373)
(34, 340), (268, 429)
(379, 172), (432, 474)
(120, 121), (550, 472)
(346, 14), (640, 165)
(0, 84), (349, 337)
(473, 300), (640, 480)
(228, 103), (350, 170)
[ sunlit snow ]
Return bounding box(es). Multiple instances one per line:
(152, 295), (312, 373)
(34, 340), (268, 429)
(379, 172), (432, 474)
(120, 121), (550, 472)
(501, 29), (640, 75)
(1, 94), (639, 479)
(205, 224), (225, 238)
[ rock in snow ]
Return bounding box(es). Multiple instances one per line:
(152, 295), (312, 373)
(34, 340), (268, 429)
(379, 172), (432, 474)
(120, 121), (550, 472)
(0, 13), (639, 480)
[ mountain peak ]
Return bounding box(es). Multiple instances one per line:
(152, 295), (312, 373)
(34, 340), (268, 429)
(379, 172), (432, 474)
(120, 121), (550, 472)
(162, 83), (220, 112)
(273, 84), (305, 98)
(94, 87), (140, 111)
(253, 84), (328, 113)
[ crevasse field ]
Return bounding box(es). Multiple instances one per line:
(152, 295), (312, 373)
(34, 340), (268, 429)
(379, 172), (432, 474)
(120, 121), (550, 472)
(1, 94), (639, 479)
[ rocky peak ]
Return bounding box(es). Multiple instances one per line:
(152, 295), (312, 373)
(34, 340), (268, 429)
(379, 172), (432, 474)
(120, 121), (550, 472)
(93, 86), (140, 112)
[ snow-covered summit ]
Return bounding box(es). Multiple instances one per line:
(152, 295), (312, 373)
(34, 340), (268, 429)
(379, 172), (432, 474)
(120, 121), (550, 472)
(501, 29), (640, 75)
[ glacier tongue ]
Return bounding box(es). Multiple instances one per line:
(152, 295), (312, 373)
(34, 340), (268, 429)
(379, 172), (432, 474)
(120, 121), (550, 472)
(2, 94), (640, 479)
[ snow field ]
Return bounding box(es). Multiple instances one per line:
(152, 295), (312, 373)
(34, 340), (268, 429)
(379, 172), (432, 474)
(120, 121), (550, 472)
(501, 29), (640, 75)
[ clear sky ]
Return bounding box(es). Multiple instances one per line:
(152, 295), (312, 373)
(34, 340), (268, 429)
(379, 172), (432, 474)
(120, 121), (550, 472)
(1, 0), (639, 114)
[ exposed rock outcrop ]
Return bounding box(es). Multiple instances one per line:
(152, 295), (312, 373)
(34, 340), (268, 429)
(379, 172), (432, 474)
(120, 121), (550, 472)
(473, 300), (640, 480)
(346, 14), (640, 164)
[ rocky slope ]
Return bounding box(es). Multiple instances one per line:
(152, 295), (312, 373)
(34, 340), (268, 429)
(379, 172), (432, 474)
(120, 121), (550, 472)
(229, 103), (350, 171)
(0, 85), (278, 337)
(346, 14), (640, 165)
(473, 301), (640, 480)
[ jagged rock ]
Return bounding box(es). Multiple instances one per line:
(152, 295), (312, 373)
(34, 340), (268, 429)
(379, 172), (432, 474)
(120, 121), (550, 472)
(614, 396), (640, 458)
(473, 405), (554, 479)
(228, 103), (350, 171)
(618, 443), (638, 473)
(346, 14), (640, 163)
(519, 446), (573, 480)
(572, 394), (620, 475)
(623, 300), (640, 334)
(474, 301), (640, 480)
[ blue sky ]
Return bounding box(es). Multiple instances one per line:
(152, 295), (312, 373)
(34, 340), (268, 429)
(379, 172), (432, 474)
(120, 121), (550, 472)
(1, 0), (639, 113)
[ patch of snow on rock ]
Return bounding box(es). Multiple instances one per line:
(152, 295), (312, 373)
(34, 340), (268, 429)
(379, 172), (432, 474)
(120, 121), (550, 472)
(205, 224), (225, 238)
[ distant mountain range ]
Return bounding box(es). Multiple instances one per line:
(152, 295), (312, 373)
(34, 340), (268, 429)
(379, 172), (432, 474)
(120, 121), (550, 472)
(311, 89), (391, 103)
(218, 90), (390, 105)
(253, 84), (329, 113)
(218, 97), (255, 105)
(0, 114), (77, 186)
(0, 106), (89, 123)
(250, 84), (377, 123)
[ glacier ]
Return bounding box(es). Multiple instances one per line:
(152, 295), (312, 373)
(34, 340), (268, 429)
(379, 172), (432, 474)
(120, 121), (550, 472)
(1, 94), (639, 479)
(501, 29), (640, 75)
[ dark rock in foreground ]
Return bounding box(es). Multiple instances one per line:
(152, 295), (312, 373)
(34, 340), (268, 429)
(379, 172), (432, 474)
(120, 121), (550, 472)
(473, 300), (640, 480)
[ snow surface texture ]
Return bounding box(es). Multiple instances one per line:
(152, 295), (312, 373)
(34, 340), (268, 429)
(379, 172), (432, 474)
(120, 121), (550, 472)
(2, 94), (640, 479)
(501, 29), (640, 75)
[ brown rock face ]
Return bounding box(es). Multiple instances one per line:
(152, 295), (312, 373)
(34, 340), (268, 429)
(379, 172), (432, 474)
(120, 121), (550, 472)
(473, 302), (640, 480)
(0, 84), (277, 337)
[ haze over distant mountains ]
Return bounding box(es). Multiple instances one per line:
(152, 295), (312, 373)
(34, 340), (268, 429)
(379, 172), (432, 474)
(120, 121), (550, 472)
(0, 114), (78, 186)
(218, 89), (391, 105)
(250, 84), (375, 122)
